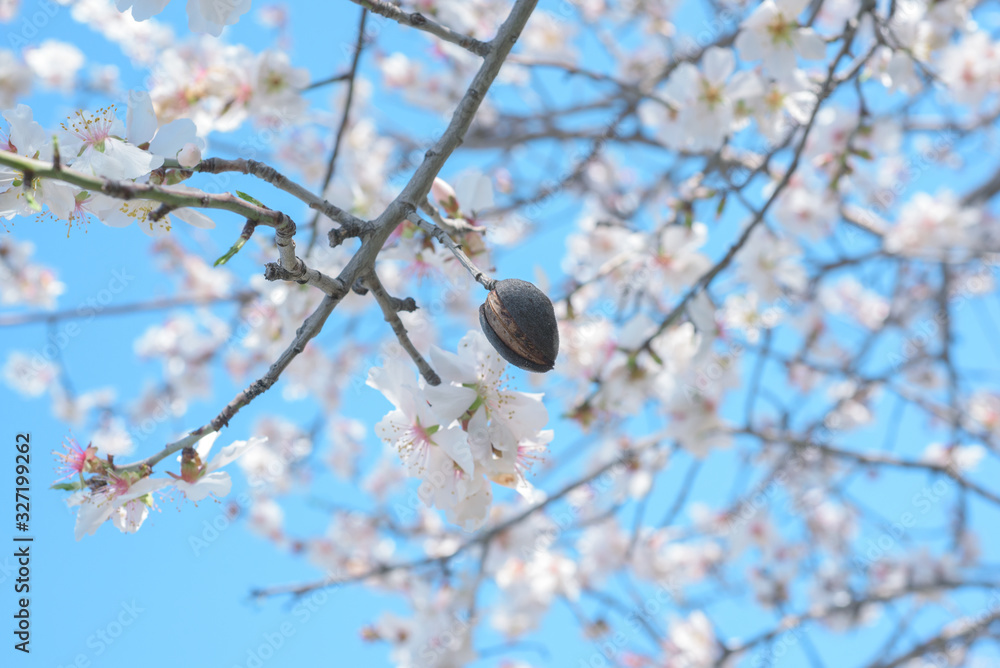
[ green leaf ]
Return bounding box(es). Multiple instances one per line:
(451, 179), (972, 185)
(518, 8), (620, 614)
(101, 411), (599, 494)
(236, 191), (265, 208)
(51, 480), (86, 492)
(648, 347), (663, 366)
(23, 191), (41, 212)
(214, 234), (249, 267)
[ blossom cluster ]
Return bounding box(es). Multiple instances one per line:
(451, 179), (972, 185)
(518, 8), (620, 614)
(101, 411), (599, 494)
(57, 432), (263, 539)
(0, 100), (210, 234)
(367, 330), (553, 531)
(115, 0), (251, 36)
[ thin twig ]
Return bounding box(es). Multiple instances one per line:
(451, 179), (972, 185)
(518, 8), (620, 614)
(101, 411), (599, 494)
(306, 8), (370, 254)
(408, 213), (496, 290)
(350, 0), (491, 57)
(0, 152), (292, 229)
(0, 291), (255, 328)
(364, 269), (440, 386)
(194, 157), (367, 231)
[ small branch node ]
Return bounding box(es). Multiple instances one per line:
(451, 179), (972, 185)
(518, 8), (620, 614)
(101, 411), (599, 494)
(149, 203), (175, 223)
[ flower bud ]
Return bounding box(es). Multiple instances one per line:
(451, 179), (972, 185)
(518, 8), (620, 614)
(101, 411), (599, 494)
(177, 142), (202, 168)
(431, 177), (460, 216)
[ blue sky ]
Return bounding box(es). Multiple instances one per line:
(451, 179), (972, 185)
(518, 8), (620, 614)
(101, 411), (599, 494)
(2, 1), (1000, 667)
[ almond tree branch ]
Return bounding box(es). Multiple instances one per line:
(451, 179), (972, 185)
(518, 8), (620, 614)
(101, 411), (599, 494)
(302, 72), (351, 90)
(740, 427), (1000, 508)
(263, 257), (345, 296)
(0, 151), (293, 229)
(408, 213), (496, 290)
(306, 7), (370, 253)
(117, 289), (348, 474)
(869, 610), (1000, 668)
(385, 0), (537, 220)
(962, 163), (1000, 207)
(250, 437), (655, 599)
(329, 0), (537, 302)
(209, 291), (346, 431)
(193, 157), (367, 230)
(0, 291), (256, 327)
(363, 269), (441, 386)
(718, 580), (998, 664)
(115, 429), (210, 475)
(350, 0), (491, 57)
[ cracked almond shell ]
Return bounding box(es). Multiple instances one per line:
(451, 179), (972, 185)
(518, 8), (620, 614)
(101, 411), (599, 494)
(479, 278), (559, 373)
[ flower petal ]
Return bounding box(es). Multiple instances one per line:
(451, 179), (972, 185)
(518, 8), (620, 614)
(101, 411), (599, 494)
(177, 471), (232, 501)
(424, 382), (478, 425)
(433, 426), (475, 477)
(192, 431), (221, 460)
(208, 436), (266, 471)
(171, 207), (216, 229)
(74, 495), (116, 540)
(126, 89), (159, 145)
(795, 29), (827, 61)
(428, 344), (478, 385)
(149, 118), (199, 159)
(703, 47), (735, 85)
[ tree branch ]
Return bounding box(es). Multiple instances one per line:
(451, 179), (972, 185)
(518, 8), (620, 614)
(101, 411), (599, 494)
(0, 152), (292, 229)
(364, 269), (440, 386)
(0, 291), (255, 327)
(194, 157), (367, 230)
(350, 0), (491, 57)
(306, 7), (370, 253)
